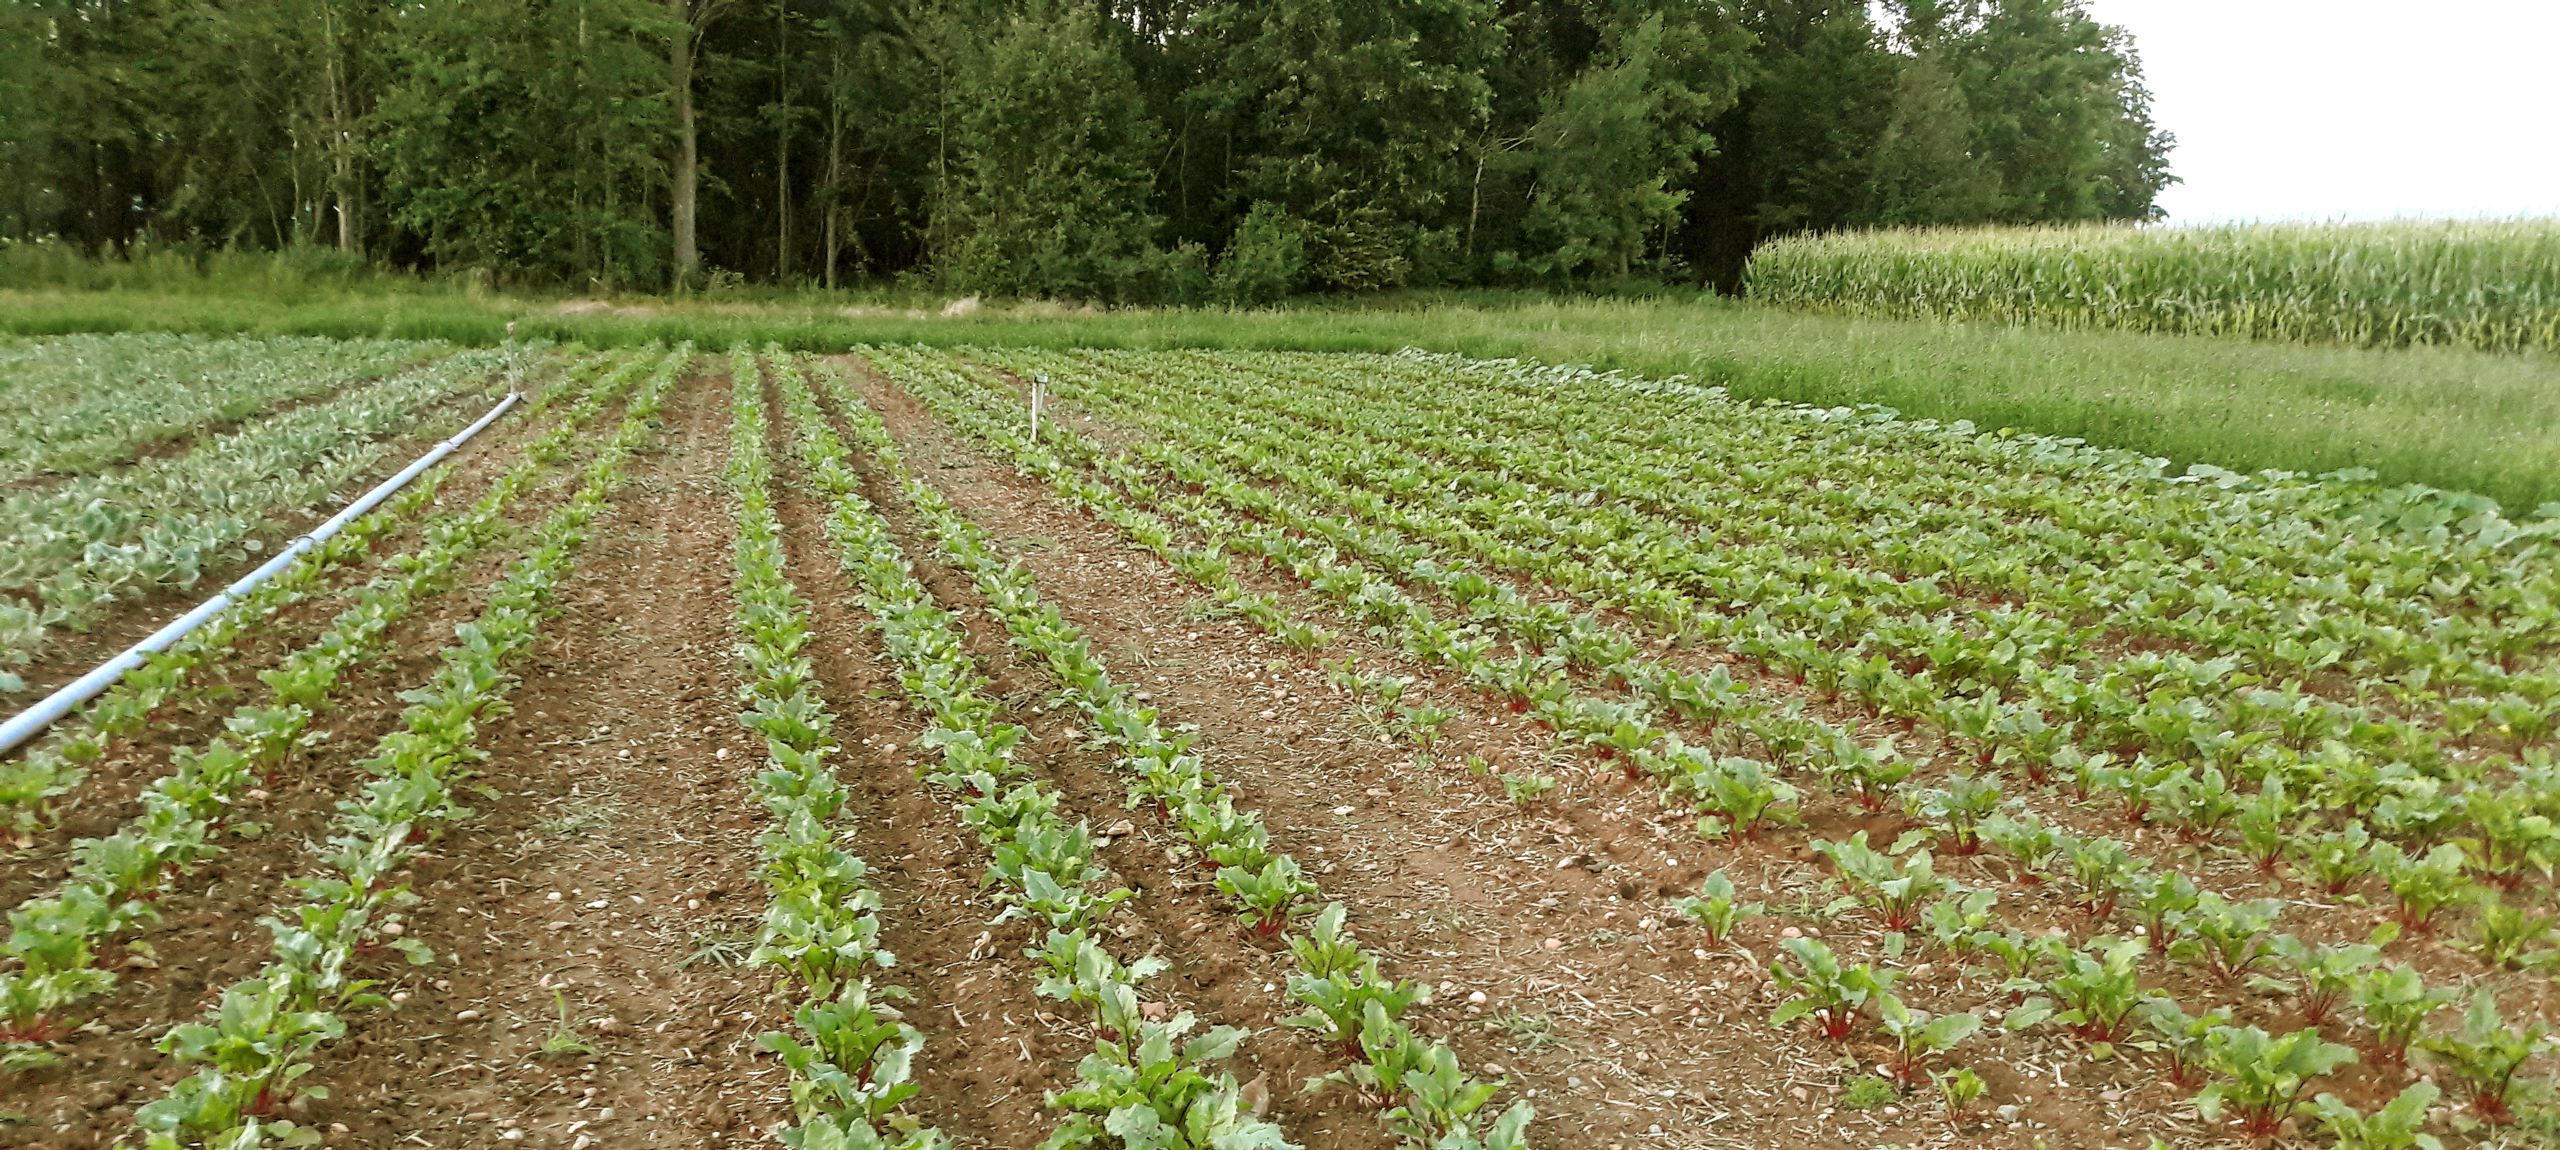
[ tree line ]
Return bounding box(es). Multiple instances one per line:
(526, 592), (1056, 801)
(0, 0), (2173, 301)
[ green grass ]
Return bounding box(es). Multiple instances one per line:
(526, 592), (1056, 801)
(7, 285), (2558, 513)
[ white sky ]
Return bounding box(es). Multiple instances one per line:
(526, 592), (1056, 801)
(2079, 0), (2560, 222)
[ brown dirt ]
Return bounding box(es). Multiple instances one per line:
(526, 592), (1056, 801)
(292, 362), (788, 1149)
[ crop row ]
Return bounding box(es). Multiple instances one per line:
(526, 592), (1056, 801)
(871, 346), (2557, 1143)
(805, 354), (1533, 1148)
(991, 348), (2557, 916)
(0, 348), (640, 835)
(0, 347), (671, 1071)
(964, 348), (2560, 950)
(763, 351), (1296, 1148)
(1061, 347), (2554, 760)
(1092, 349), (2555, 633)
(123, 347), (680, 1149)
(1, 344), (539, 686)
(1146, 347), (2554, 702)
(721, 349), (946, 1149)
(0, 334), (439, 486)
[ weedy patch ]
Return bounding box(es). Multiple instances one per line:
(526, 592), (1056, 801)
(684, 928), (757, 969)
(536, 797), (624, 840)
(538, 991), (599, 1059)
(1487, 1008), (1560, 1055)
(1841, 1074), (1899, 1111)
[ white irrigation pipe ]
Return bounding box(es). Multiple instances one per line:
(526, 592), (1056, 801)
(0, 391), (522, 757)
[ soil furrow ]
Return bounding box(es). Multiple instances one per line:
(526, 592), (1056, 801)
(302, 363), (790, 1150)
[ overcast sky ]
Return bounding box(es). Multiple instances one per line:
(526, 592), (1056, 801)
(2079, 0), (2560, 222)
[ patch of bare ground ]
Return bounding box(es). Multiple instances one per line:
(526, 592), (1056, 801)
(271, 363), (789, 1149)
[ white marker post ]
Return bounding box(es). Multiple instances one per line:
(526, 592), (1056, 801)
(1030, 373), (1047, 443)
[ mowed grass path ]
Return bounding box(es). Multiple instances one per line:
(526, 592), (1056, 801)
(9, 286), (2559, 512)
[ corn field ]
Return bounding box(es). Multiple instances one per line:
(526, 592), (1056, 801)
(1743, 219), (2560, 354)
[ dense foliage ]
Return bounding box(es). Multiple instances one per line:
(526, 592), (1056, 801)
(0, 0), (2170, 297)
(1744, 219), (2560, 354)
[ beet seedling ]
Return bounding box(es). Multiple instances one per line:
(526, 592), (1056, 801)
(2417, 991), (2551, 1124)
(1820, 732), (1913, 813)
(1875, 993), (1982, 1087)
(2307, 1082), (2444, 1150)
(2136, 1000), (2233, 1090)
(1313, 998), (1435, 1109)
(2172, 893), (2284, 983)
(1668, 870), (1763, 945)
(2193, 1024), (2357, 1145)
(1284, 959), (1421, 1054)
(2234, 779), (2300, 875)
(1812, 832), (1946, 933)
(2007, 936), (2150, 1046)
(2251, 935), (2382, 1026)
(1925, 889), (1999, 954)
(1693, 756), (1798, 842)
(759, 983), (926, 1125)
(1909, 774), (2001, 855)
(2295, 821), (2376, 895)
(2456, 788), (2557, 891)
(2464, 896), (2559, 970)
(2128, 869), (2200, 951)
(2375, 843), (2471, 934)
(1980, 812), (2064, 884)
(1216, 856), (1317, 936)
(1769, 937), (1896, 1041)
(2349, 963), (2456, 1067)
(1932, 1067), (1987, 1126)
(1386, 1041), (1531, 1148)
(2059, 833), (2139, 921)
(1499, 773), (1556, 806)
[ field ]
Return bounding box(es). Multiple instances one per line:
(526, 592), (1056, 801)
(10, 285), (2560, 514)
(1743, 220), (2560, 356)
(1, 335), (2556, 1150)
(0, 336), (524, 696)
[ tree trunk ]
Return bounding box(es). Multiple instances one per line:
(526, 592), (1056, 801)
(772, 0), (789, 283)
(823, 41), (844, 291)
(670, 0), (701, 285)
(322, 4), (361, 255)
(1466, 149), (1484, 260)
